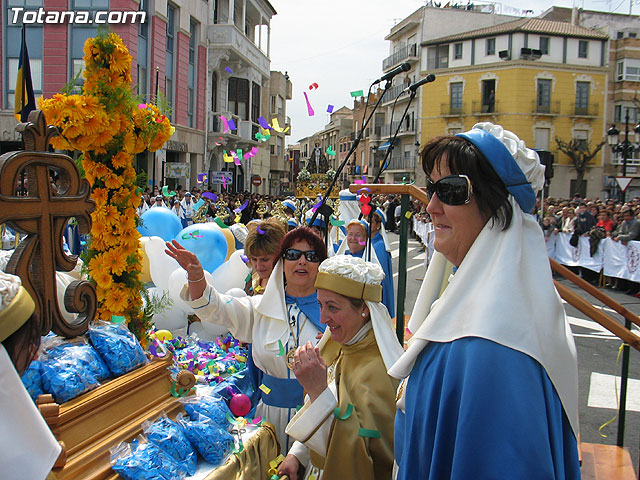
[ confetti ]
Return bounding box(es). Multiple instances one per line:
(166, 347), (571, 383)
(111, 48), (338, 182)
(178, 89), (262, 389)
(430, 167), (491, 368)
(309, 82), (319, 90)
(330, 217), (345, 226)
(193, 199), (205, 210)
(358, 428), (381, 438)
(357, 187), (371, 194)
(326, 146), (336, 156)
(350, 90), (364, 97)
(358, 239), (367, 245)
(161, 185), (176, 197)
(303, 91), (315, 116)
(240, 254), (249, 264)
(333, 403), (354, 420)
(225, 66), (233, 74)
(354, 176), (367, 185)
(202, 192), (218, 201)
(327, 104), (334, 113)
(258, 116), (271, 130)
(220, 115), (231, 133)
(405, 211), (412, 219)
(137, 103), (147, 109)
(277, 340), (285, 357)
(228, 118), (237, 131)
(259, 384), (271, 395)
(214, 137), (225, 146)
(257, 227), (266, 235)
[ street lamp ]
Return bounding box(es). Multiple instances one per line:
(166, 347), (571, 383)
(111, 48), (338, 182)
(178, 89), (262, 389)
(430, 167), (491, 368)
(607, 110), (640, 202)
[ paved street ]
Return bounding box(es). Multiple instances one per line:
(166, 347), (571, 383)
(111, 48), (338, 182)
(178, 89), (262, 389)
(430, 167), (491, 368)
(387, 230), (640, 470)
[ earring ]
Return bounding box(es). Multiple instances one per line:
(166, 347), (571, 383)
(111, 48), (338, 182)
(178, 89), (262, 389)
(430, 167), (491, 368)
(361, 312), (367, 317)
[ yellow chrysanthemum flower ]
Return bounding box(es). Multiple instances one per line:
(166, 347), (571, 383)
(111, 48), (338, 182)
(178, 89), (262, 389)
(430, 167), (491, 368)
(103, 248), (127, 275)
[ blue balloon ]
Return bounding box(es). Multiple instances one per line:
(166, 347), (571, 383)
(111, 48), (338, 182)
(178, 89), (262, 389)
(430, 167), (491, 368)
(138, 207), (184, 241)
(175, 223), (228, 273)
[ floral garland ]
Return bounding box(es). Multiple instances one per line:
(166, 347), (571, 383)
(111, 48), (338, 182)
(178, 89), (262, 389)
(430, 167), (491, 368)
(39, 33), (173, 344)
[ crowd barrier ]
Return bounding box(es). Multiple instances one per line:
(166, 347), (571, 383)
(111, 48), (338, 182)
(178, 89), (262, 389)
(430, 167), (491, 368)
(413, 218), (640, 282)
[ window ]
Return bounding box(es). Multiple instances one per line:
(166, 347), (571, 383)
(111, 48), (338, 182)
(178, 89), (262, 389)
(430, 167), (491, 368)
(450, 82), (463, 113)
(454, 43), (463, 60)
(270, 95), (276, 113)
(617, 31), (624, 39)
(536, 79), (551, 113)
(574, 129), (588, 150)
(615, 105), (639, 123)
(228, 77), (249, 120)
(617, 60), (640, 81)
(165, 4), (177, 116)
(251, 82), (260, 123)
(187, 19), (198, 127)
(137, 0), (148, 96)
(4, 1), (43, 109)
(486, 38), (496, 55)
(534, 128), (550, 150)
(211, 72), (217, 111)
(437, 45), (449, 68)
(539, 37), (549, 55)
(578, 40), (588, 59)
(575, 81), (589, 115)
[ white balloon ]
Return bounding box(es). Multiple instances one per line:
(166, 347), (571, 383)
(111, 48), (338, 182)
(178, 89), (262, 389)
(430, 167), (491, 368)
(166, 267), (216, 315)
(188, 321), (228, 341)
(145, 236), (180, 291)
(152, 300), (189, 333)
(209, 249), (252, 293)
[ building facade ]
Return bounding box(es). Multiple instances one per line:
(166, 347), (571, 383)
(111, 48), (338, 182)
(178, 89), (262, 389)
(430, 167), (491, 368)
(420, 17), (608, 199)
(1, 0), (288, 195)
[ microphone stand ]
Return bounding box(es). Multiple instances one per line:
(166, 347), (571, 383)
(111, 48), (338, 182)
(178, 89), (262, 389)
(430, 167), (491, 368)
(362, 88), (418, 259)
(309, 79), (393, 249)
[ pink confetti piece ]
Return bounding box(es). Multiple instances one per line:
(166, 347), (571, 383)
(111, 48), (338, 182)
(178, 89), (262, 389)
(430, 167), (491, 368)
(405, 327), (412, 335)
(222, 176), (227, 189)
(303, 91), (315, 116)
(234, 156), (241, 166)
(354, 176), (367, 185)
(358, 239), (367, 245)
(220, 115), (231, 133)
(138, 103), (147, 109)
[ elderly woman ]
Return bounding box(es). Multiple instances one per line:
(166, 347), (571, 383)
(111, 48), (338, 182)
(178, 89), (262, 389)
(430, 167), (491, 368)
(390, 123), (580, 478)
(244, 218), (287, 296)
(278, 255), (404, 480)
(335, 220), (395, 317)
(166, 227), (327, 453)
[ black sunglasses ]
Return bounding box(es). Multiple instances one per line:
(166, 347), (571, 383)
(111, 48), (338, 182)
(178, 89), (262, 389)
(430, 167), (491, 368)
(426, 174), (473, 206)
(283, 248), (322, 263)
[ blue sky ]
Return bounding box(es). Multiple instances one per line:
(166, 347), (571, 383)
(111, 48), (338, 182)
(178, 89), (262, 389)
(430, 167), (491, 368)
(267, 0), (635, 143)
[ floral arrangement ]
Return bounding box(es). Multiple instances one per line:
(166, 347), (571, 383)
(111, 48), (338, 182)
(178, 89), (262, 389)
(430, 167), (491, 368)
(39, 33), (173, 343)
(325, 168), (336, 183)
(297, 168), (311, 183)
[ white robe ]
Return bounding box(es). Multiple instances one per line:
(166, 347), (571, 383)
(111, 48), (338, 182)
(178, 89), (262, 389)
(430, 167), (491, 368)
(181, 260), (321, 455)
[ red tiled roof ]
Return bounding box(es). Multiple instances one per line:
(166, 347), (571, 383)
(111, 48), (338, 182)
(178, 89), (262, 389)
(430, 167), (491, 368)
(423, 17), (608, 45)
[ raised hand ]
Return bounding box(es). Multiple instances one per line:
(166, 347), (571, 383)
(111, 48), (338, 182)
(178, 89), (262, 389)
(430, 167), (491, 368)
(292, 341), (327, 402)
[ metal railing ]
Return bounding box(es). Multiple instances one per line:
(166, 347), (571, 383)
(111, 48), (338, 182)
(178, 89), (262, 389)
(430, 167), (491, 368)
(572, 102), (599, 117)
(382, 43), (417, 71)
(441, 102), (467, 116)
(380, 119), (415, 137)
(532, 100), (561, 115)
(381, 84), (408, 104)
(472, 100), (500, 115)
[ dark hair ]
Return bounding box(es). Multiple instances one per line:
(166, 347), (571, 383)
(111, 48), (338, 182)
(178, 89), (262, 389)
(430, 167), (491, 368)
(274, 227), (328, 268)
(2, 313), (41, 376)
(421, 135), (513, 230)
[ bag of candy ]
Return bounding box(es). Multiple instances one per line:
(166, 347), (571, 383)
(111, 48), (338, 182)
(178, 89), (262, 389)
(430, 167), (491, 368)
(88, 320), (148, 376)
(20, 359), (43, 401)
(176, 412), (233, 466)
(40, 336), (110, 403)
(180, 392), (231, 428)
(110, 437), (187, 480)
(142, 414), (197, 475)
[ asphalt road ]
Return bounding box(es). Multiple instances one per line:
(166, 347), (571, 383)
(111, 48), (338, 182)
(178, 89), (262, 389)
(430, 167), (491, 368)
(386, 230), (640, 472)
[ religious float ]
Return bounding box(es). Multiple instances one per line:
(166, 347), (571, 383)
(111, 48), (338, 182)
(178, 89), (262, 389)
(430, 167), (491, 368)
(0, 32), (282, 480)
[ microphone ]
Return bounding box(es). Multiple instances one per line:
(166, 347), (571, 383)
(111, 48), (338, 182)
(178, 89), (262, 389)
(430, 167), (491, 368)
(403, 74), (436, 93)
(373, 62), (411, 84)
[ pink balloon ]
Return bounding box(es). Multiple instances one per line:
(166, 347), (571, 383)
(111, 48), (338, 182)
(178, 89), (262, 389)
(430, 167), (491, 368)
(229, 393), (251, 417)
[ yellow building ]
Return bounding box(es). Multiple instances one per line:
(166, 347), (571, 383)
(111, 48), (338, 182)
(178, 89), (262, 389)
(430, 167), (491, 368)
(420, 17), (608, 198)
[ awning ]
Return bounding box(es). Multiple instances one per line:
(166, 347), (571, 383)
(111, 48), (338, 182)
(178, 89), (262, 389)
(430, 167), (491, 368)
(378, 141), (392, 150)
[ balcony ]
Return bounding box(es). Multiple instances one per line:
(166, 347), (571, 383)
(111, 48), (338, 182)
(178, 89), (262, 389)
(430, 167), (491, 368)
(381, 84), (408, 104)
(441, 103), (467, 117)
(572, 102), (599, 118)
(382, 43), (418, 71)
(209, 112), (258, 146)
(380, 119), (415, 138)
(208, 24), (270, 78)
(532, 100), (560, 116)
(382, 154), (416, 171)
(472, 100), (500, 115)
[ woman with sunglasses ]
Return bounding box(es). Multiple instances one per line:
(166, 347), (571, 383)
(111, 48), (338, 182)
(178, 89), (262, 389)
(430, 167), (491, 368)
(389, 123), (580, 479)
(278, 255), (404, 480)
(165, 227), (327, 455)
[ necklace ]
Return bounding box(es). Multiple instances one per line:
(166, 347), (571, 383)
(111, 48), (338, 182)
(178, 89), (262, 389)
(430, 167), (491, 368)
(285, 303), (309, 370)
